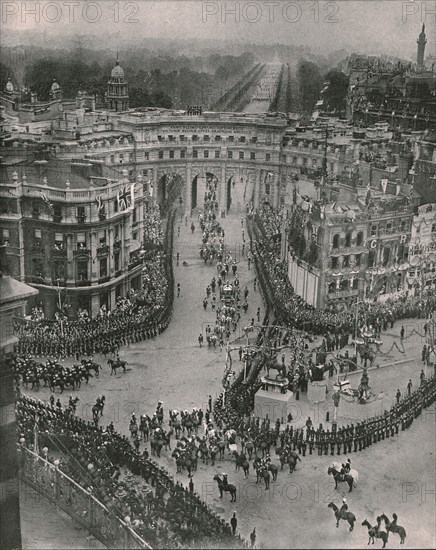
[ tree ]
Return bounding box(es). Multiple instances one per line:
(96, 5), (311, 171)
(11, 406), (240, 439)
(323, 70), (349, 114)
(297, 60), (322, 114)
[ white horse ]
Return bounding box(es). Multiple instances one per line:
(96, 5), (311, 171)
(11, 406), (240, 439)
(331, 461), (359, 487)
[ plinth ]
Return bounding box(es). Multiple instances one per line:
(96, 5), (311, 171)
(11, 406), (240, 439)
(254, 376), (293, 423)
(307, 381), (327, 403)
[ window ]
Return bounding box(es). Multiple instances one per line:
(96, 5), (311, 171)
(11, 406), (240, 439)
(2, 229), (10, 246)
(340, 279), (349, 291)
(355, 254), (361, 267)
(239, 151), (244, 160)
(76, 260), (88, 281)
(114, 251), (120, 272)
(77, 206), (86, 222)
(386, 222), (392, 234)
(99, 257), (107, 278)
(328, 281), (336, 293)
(370, 224), (378, 237)
(228, 136), (234, 142)
(331, 257), (338, 269)
(54, 233), (63, 250)
(110, 155), (115, 164)
(132, 232), (138, 241)
(332, 234), (340, 248)
(53, 260), (65, 281)
(157, 135), (163, 142)
(227, 151), (233, 159)
(265, 182), (270, 195)
(180, 150), (186, 159)
(250, 152), (256, 160)
(192, 135), (198, 142)
(345, 232), (351, 247)
(158, 151), (164, 159)
(383, 247), (391, 266)
(129, 152), (133, 162)
(32, 201), (40, 218)
(214, 150), (220, 159)
(368, 249), (375, 267)
(113, 199), (118, 213)
(168, 135), (175, 142)
(266, 153), (271, 161)
(144, 152), (149, 160)
(432, 223), (436, 234)
(204, 150), (209, 158)
(77, 233), (86, 250)
(215, 135), (221, 142)
(356, 231), (363, 246)
(239, 136), (246, 143)
(119, 153), (124, 163)
(169, 150), (174, 159)
(34, 229), (42, 249)
(343, 255), (350, 268)
(32, 258), (43, 278)
(179, 135), (185, 142)
(204, 135), (210, 142)
(193, 149), (198, 158)
(251, 136), (257, 144)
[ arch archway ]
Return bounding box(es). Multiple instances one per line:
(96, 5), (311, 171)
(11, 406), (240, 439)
(157, 173), (185, 209)
(227, 176), (233, 212)
(192, 172), (219, 212)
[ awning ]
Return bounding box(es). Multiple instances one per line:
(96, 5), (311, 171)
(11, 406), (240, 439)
(129, 239), (141, 252)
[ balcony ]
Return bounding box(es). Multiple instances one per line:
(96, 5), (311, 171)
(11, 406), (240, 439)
(97, 244), (110, 256)
(52, 278), (66, 286)
(128, 258), (142, 270)
(51, 245), (67, 256)
(29, 275), (45, 284)
(74, 248), (91, 257)
(328, 289), (359, 299)
(75, 279), (91, 287)
(98, 275), (111, 284)
(113, 239), (122, 250)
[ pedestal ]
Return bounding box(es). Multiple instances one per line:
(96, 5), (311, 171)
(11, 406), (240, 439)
(307, 381), (327, 403)
(254, 389), (294, 423)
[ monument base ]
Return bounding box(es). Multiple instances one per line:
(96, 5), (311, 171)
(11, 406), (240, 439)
(307, 381), (327, 403)
(254, 389), (294, 423)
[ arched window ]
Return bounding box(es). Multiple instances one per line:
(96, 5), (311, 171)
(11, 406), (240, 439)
(332, 234), (340, 249)
(328, 281), (335, 294)
(356, 231), (363, 246)
(368, 250), (375, 267)
(340, 279), (349, 291)
(383, 247), (391, 266)
(345, 232), (352, 247)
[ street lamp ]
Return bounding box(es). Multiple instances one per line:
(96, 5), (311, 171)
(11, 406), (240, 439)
(354, 327), (382, 403)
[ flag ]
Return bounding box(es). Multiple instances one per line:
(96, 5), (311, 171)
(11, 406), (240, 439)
(96, 194), (105, 213)
(38, 192), (53, 211)
(148, 180), (154, 198)
(117, 184), (135, 211)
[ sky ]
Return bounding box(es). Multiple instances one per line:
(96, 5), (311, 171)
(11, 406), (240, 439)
(1, 0), (435, 60)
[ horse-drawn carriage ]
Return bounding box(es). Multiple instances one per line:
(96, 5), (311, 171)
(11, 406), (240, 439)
(220, 283), (235, 306)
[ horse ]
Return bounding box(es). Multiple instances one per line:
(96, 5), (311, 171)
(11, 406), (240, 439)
(233, 451), (250, 478)
(108, 358), (127, 375)
(84, 360), (101, 378)
(328, 466), (355, 492)
(380, 514), (406, 544)
(277, 448), (301, 473)
(331, 462), (359, 486)
(268, 463), (278, 481)
(327, 502), (356, 531)
(244, 438), (255, 460)
(213, 475), (237, 502)
(362, 519), (388, 548)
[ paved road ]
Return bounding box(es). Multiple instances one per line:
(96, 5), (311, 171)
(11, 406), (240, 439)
(25, 211), (436, 549)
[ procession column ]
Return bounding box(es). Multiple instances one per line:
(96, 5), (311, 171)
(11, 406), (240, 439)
(185, 163), (192, 217)
(254, 169), (262, 208)
(220, 162), (227, 216)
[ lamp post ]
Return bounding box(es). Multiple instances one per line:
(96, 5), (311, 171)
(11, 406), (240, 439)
(354, 327), (382, 403)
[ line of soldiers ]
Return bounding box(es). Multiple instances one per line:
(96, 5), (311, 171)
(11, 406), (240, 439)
(277, 376), (436, 457)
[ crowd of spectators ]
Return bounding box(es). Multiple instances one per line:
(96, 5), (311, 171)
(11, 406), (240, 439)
(17, 391), (247, 549)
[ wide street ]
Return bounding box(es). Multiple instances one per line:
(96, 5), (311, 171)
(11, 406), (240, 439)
(24, 209), (436, 549)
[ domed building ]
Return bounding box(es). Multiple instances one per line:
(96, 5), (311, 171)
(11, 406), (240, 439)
(106, 56), (129, 112)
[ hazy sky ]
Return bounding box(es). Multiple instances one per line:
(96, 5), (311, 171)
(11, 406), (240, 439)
(1, 0), (435, 59)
